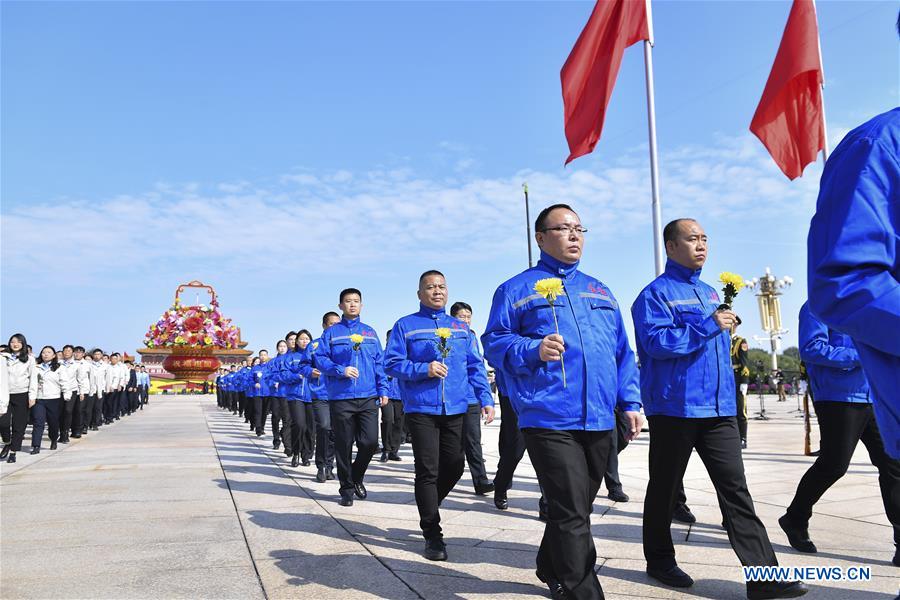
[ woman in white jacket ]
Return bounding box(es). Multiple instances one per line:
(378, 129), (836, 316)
(1, 334), (38, 463)
(32, 345), (63, 455)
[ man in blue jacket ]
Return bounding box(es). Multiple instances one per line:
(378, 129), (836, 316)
(780, 302), (899, 565)
(385, 271), (495, 561)
(311, 313), (339, 482)
(315, 289), (389, 506)
(632, 218), (805, 600)
(482, 204), (643, 600)
(807, 107), (899, 461)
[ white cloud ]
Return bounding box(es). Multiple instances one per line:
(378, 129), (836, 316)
(0, 132), (822, 287)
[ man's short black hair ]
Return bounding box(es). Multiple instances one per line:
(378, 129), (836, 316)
(419, 270), (445, 285)
(74, 346), (85, 353)
(63, 344), (74, 352)
(285, 330), (298, 340)
(322, 311), (340, 326)
(535, 203), (576, 232)
(339, 288), (362, 303)
(663, 218), (697, 244)
(91, 348), (103, 354)
(110, 352), (120, 358)
(450, 301), (472, 316)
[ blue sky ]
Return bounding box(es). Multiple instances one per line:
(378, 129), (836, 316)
(2, 0), (897, 358)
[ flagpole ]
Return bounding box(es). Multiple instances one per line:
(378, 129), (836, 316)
(812, 0), (829, 163)
(643, 0), (665, 276)
(523, 183), (534, 268)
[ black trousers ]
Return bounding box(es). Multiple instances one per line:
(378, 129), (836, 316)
(493, 393), (527, 494)
(524, 428), (609, 600)
(463, 402), (490, 486)
(238, 392), (248, 418)
(253, 396), (269, 435)
(93, 393), (105, 427)
(271, 397), (283, 442)
(787, 402), (900, 543)
(735, 377), (748, 440)
(80, 394), (95, 431)
(129, 390), (139, 413)
(407, 412), (465, 540)
(301, 402), (315, 460)
(287, 400), (306, 457)
(102, 390), (115, 421)
(31, 397), (62, 447)
(644, 415), (777, 570)
(329, 398), (379, 495)
(380, 399), (404, 453)
(142, 386), (149, 404)
(313, 400), (335, 469)
(1, 392), (30, 451)
(603, 408), (631, 492)
(59, 394), (77, 440)
(117, 389), (129, 416)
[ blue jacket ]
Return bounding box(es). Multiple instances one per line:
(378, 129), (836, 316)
(631, 259), (735, 418)
(799, 302), (869, 404)
(265, 353), (288, 398)
(249, 362), (271, 397)
(481, 251), (641, 431)
(808, 108), (899, 457)
(315, 316), (389, 400)
(276, 348), (313, 402)
(386, 376), (401, 401)
(309, 337), (328, 400)
(385, 304), (493, 416)
(235, 367), (252, 394)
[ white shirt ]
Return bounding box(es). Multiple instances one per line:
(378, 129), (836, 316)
(58, 359), (79, 397)
(36, 364), (64, 400)
(6, 354), (37, 397)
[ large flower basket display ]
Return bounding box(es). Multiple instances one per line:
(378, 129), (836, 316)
(140, 281), (242, 381)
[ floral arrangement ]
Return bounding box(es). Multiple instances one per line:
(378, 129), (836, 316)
(534, 277), (567, 388)
(144, 297), (240, 349)
(718, 272), (745, 309)
(434, 328), (453, 359)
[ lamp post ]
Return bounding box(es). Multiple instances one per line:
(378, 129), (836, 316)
(747, 268), (793, 419)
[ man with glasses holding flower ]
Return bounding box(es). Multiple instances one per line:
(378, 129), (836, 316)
(631, 218), (805, 600)
(482, 204), (643, 600)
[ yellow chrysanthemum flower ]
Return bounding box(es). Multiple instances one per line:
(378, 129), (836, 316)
(534, 277), (564, 302)
(719, 272), (745, 291)
(350, 334), (365, 344)
(204, 336), (213, 345)
(435, 328), (452, 340)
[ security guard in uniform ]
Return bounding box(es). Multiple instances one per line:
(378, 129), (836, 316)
(731, 317), (751, 448)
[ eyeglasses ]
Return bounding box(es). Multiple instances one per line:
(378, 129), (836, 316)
(539, 226), (588, 236)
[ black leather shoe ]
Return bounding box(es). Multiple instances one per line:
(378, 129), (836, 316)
(284, 446), (292, 457)
(494, 492), (508, 510)
(474, 481), (495, 496)
(778, 515), (817, 553)
(354, 482), (367, 499)
(647, 565), (694, 588)
(741, 438), (748, 449)
(536, 570), (567, 599)
(7, 452), (16, 463)
(608, 488), (629, 503)
(672, 504), (696, 524)
(30, 447), (41, 455)
(747, 580), (809, 599)
(90, 426), (98, 431)
(316, 468), (327, 483)
(538, 496), (549, 522)
(273, 439), (281, 450)
(0, 444), (10, 460)
(59, 437), (69, 444)
(339, 494), (354, 507)
(301, 457), (311, 467)
(893, 546), (899, 567)
(325, 467), (335, 480)
(423, 538), (447, 561)
(50, 441), (58, 450)
(71, 434), (81, 439)
(388, 452), (402, 461)
(291, 454), (300, 468)
(379, 451), (388, 463)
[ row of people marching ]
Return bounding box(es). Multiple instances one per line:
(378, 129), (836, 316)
(0, 336), (151, 463)
(214, 204), (897, 600)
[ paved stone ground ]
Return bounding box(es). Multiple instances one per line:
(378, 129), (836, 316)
(1, 394), (897, 599)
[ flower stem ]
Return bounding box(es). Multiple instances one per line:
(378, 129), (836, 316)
(551, 305), (566, 388)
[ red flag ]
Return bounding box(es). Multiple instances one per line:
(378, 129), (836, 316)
(562, 0), (649, 165)
(751, 0), (824, 180)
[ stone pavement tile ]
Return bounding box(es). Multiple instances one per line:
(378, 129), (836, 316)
(394, 570), (549, 600)
(362, 538), (536, 584)
(1, 464), (223, 485)
(241, 508), (363, 558)
(816, 497), (893, 519)
(599, 558), (750, 600)
(255, 551), (420, 600)
(2, 514), (244, 548)
(0, 495), (237, 525)
(1, 539), (252, 578)
(0, 563), (264, 600)
(336, 513), (502, 548)
(441, 505), (546, 532)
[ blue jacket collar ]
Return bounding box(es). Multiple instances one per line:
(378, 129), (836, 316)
(537, 251), (579, 280)
(417, 303), (446, 320)
(341, 315), (361, 328)
(665, 258), (703, 284)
